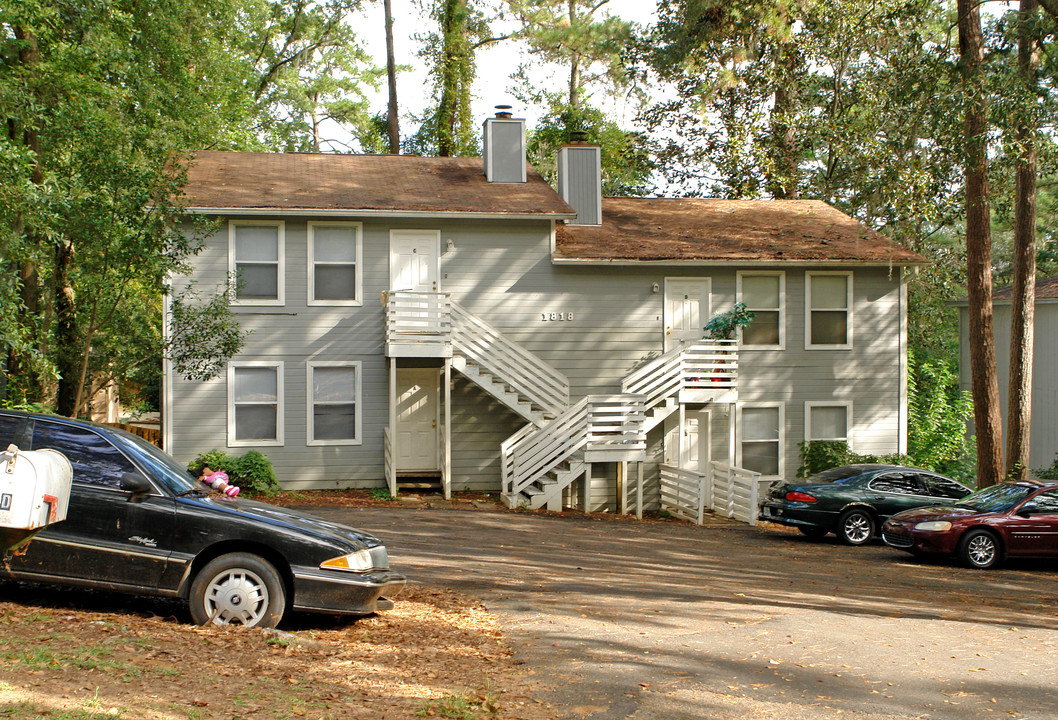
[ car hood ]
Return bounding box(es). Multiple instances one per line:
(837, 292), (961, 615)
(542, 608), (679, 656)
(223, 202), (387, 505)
(888, 505), (976, 524)
(179, 493), (384, 550)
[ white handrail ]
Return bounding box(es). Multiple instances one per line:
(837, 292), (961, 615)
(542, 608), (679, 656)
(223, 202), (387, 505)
(383, 427), (395, 496)
(385, 291), (452, 345)
(451, 301), (569, 417)
(622, 340), (739, 409)
(504, 398), (589, 497)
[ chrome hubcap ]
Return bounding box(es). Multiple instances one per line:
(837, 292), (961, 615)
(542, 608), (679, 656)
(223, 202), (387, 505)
(204, 569), (268, 625)
(844, 515), (871, 543)
(968, 536), (996, 566)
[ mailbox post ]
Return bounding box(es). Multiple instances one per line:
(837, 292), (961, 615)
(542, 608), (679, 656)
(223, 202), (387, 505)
(0, 445), (73, 551)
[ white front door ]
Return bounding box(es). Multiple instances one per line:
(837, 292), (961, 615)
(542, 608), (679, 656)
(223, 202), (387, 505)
(681, 408), (711, 471)
(389, 230), (440, 292)
(395, 368), (440, 472)
(664, 408), (711, 470)
(664, 278), (712, 351)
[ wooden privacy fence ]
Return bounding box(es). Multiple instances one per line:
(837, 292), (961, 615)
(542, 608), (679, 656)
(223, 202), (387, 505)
(105, 423), (161, 447)
(657, 462), (762, 526)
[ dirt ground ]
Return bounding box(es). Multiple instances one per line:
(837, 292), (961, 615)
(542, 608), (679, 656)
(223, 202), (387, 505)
(0, 491), (557, 720)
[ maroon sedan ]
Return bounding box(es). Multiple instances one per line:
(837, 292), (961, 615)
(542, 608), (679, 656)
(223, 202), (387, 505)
(882, 481), (1058, 569)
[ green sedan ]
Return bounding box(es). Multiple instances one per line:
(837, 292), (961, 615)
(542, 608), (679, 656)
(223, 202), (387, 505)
(759, 464), (972, 545)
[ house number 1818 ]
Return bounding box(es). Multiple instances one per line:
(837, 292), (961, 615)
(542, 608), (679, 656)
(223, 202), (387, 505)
(541, 312), (574, 321)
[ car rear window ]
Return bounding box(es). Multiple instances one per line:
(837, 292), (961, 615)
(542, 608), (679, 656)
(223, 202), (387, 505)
(0, 414), (30, 449)
(810, 466), (872, 484)
(30, 419), (138, 488)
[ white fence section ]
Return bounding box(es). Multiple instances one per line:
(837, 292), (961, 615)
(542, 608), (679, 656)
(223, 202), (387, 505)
(709, 461), (761, 525)
(450, 301), (569, 417)
(659, 465), (707, 524)
(657, 462), (761, 526)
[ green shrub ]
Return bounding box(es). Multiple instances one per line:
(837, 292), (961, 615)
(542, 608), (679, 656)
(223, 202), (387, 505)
(188, 449), (281, 497)
(798, 441), (876, 478)
(798, 440), (977, 488)
(1036, 453), (1058, 481)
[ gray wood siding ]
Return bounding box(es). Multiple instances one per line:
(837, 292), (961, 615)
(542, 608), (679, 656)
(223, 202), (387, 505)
(960, 300), (1058, 472)
(168, 215), (907, 496)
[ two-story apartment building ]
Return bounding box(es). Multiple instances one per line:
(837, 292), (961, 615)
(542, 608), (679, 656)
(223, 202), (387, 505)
(165, 112), (926, 512)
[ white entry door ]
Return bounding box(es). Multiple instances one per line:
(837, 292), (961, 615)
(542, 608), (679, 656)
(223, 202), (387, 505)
(664, 408), (711, 470)
(390, 230), (440, 292)
(395, 368), (440, 472)
(664, 278), (712, 351)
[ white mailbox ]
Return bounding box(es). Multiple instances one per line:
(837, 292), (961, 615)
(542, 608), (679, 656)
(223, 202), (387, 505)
(0, 444), (73, 534)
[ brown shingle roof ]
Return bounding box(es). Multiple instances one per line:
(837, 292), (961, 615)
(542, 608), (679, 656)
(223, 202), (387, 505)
(554, 198), (926, 265)
(992, 276), (1058, 301)
(181, 151), (575, 217)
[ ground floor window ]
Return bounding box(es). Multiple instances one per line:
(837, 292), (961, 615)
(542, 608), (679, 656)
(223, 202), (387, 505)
(739, 403), (783, 477)
(805, 402), (851, 446)
(228, 362), (283, 446)
(307, 362), (361, 445)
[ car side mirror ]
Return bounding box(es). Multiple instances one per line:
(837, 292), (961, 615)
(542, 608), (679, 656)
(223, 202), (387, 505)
(119, 472), (153, 496)
(1016, 503), (1038, 518)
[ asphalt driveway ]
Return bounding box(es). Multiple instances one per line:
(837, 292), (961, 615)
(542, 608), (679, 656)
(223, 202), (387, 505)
(304, 504), (1058, 720)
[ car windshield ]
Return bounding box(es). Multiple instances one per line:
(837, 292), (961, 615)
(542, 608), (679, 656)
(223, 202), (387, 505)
(955, 483), (1035, 512)
(108, 431), (198, 495)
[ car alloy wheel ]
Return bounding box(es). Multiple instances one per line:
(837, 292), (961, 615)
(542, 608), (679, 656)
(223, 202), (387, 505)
(838, 509), (875, 546)
(190, 552), (286, 628)
(960, 529), (1001, 570)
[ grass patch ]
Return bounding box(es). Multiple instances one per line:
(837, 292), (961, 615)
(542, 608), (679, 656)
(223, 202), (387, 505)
(417, 684), (499, 719)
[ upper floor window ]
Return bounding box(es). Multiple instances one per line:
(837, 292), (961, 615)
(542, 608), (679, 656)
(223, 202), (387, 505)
(309, 222), (362, 306)
(737, 272), (784, 349)
(805, 402), (851, 445)
(307, 362), (361, 445)
(230, 221), (284, 305)
(228, 362), (284, 447)
(806, 271), (852, 349)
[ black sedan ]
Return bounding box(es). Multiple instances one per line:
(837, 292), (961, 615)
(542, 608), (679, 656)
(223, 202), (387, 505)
(759, 464), (972, 545)
(0, 410), (405, 628)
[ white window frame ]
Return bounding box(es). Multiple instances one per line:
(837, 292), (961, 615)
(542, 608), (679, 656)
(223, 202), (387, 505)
(736, 402), (785, 479)
(736, 271), (785, 350)
(307, 361), (362, 446)
(308, 221), (363, 307)
(804, 401), (853, 448)
(229, 220), (285, 306)
(805, 271), (853, 350)
(227, 361), (284, 447)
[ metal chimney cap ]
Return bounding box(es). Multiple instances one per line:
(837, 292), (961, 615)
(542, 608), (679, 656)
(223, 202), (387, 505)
(568, 130), (590, 143)
(494, 104), (514, 118)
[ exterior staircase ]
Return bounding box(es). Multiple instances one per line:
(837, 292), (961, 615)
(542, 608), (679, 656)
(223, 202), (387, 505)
(385, 291), (738, 511)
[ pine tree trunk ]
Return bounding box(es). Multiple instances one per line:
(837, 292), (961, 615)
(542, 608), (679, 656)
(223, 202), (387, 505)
(54, 240), (80, 417)
(958, 0), (1004, 487)
(769, 38), (799, 199)
(1006, 0), (1040, 481)
(8, 26), (44, 404)
(437, 0), (463, 157)
(384, 0), (400, 154)
(568, 0), (580, 109)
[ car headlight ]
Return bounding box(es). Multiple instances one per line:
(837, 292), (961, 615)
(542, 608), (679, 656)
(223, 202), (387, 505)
(914, 521), (952, 532)
(320, 549), (375, 572)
